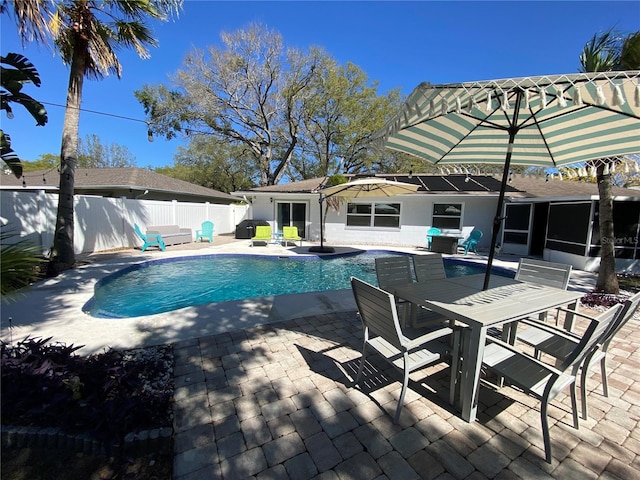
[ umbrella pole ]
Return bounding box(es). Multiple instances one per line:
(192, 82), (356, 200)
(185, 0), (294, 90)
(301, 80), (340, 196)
(483, 88), (523, 290)
(483, 132), (516, 290)
(309, 193), (335, 253)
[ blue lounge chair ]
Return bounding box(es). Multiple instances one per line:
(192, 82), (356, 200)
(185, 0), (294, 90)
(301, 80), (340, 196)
(195, 221), (214, 243)
(461, 229), (482, 254)
(134, 224), (166, 252)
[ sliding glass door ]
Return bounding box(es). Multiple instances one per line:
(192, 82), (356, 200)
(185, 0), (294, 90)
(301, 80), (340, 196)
(276, 202), (307, 238)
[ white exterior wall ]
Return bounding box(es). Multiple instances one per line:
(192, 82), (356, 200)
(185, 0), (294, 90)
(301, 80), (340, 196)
(544, 247), (640, 273)
(247, 195), (314, 235)
(247, 193), (498, 248)
(1, 191), (249, 254)
(321, 194), (497, 249)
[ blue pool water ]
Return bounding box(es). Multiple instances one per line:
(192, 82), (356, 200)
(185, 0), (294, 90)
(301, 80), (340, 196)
(84, 251), (506, 318)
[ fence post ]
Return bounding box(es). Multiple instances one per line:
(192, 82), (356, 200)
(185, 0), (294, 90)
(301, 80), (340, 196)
(172, 200), (177, 224)
(120, 197), (127, 248)
(36, 189), (49, 255)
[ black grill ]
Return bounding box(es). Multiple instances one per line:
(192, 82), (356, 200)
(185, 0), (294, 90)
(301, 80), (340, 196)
(235, 219), (270, 239)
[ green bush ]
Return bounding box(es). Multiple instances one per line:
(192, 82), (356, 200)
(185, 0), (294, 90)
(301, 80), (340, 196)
(0, 227), (44, 302)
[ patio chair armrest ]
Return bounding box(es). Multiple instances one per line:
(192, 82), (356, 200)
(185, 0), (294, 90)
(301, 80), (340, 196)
(555, 306), (591, 319)
(405, 326), (454, 350)
(517, 317), (582, 341)
(485, 337), (564, 376)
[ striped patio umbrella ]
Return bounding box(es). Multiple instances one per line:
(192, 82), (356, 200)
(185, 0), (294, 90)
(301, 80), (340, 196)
(375, 71), (640, 288)
(310, 177), (419, 253)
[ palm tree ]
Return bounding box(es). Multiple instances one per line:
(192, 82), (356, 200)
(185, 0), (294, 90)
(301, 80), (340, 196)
(42, 0), (181, 275)
(579, 28), (640, 294)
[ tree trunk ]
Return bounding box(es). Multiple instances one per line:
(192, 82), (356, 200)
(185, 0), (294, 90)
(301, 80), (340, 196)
(47, 48), (85, 275)
(595, 164), (620, 294)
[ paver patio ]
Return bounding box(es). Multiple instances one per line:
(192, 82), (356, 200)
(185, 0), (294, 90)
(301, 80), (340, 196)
(172, 307), (640, 479)
(2, 236), (638, 478)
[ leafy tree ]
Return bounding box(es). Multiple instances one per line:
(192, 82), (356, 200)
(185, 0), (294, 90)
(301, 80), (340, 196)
(292, 57), (402, 179)
(159, 137), (255, 193)
(136, 23), (321, 187)
(22, 153), (58, 171)
(77, 134), (136, 168)
(579, 28), (640, 294)
(27, 0), (181, 276)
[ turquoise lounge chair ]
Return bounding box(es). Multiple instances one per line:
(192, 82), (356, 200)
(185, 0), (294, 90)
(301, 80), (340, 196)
(134, 224), (166, 252)
(195, 221), (214, 243)
(461, 229), (483, 254)
(282, 226), (302, 246)
(251, 225), (272, 246)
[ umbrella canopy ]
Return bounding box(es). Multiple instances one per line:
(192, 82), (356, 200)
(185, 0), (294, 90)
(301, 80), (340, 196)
(375, 71), (640, 288)
(321, 177), (420, 198)
(309, 177), (419, 253)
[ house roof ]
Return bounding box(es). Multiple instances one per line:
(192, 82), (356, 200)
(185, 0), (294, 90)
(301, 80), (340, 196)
(240, 174), (520, 195)
(238, 173), (640, 199)
(1, 167), (239, 203)
(507, 174), (640, 199)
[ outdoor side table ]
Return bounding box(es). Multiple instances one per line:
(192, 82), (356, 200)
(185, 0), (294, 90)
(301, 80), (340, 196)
(430, 235), (460, 254)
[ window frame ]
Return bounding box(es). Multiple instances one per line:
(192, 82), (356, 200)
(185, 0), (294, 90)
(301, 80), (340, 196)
(432, 202), (464, 230)
(345, 201), (402, 229)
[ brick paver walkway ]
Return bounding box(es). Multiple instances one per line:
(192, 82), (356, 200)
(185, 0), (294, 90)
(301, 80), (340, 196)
(172, 310), (640, 479)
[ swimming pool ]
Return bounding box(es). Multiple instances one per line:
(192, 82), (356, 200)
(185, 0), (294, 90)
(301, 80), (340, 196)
(84, 251), (509, 318)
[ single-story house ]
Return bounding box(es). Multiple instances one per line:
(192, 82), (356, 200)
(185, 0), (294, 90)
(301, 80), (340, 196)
(0, 167), (240, 204)
(233, 173), (640, 273)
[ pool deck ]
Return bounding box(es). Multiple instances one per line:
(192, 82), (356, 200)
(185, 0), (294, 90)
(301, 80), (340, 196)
(3, 237), (640, 479)
(0, 235), (599, 355)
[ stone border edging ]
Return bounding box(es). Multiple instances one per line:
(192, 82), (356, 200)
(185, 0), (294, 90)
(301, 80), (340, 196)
(1, 424), (172, 456)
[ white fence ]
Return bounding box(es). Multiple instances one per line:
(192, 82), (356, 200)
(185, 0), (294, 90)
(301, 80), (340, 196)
(1, 191), (249, 254)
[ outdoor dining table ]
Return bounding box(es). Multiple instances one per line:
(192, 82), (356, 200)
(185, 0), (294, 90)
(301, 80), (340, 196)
(393, 274), (583, 422)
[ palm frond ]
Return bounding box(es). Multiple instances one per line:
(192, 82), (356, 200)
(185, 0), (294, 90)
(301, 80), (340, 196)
(0, 228), (44, 301)
(0, 53), (42, 87)
(0, 130), (23, 178)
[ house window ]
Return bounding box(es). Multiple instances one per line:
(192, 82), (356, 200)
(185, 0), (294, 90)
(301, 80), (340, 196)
(432, 203), (462, 230)
(346, 202), (401, 228)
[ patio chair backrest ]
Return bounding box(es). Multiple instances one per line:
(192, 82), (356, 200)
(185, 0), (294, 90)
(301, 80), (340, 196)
(515, 258), (572, 290)
(462, 229), (483, 254)
(375, 256), (414, 291)
(351, 277), (405, 350)
(426, 227), (441, 249)
(600, 291), (640, 351)
(558, 302), (623, 372)
(134, 223), (147, 240)
(283, 226), (300, 238)
(412, 253), (446, 283)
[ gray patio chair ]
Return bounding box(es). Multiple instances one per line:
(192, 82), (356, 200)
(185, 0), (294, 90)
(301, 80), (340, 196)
(515, 258), (572, 290)
(350, 277), (461, 423)
(515, 258), (573, 324)
(482, 302), (623, 463)
(412, 253), (446, 283)
(409, 253), (452, 328)
(375, 256), (414, 325)
(514, 291), (640, 420)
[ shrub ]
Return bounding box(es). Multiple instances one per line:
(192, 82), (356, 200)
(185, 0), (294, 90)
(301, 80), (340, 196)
(0, 227), (44, 302)
(1, 337), (173, 447)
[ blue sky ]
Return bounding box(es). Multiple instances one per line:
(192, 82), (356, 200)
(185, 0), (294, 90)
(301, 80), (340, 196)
(2, 1), (639, 170)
